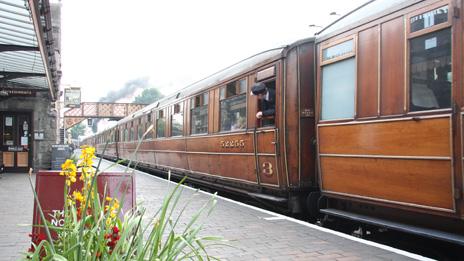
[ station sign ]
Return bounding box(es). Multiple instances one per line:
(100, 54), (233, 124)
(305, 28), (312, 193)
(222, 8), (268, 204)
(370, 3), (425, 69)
(64, 87), (81, 108)
(0, 88), (36, 97)
(31, 171), (136, 238)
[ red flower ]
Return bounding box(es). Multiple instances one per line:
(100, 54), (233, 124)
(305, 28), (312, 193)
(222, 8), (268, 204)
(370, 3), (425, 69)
(28, 233), (48, 254)
(105, 225), (120, 252)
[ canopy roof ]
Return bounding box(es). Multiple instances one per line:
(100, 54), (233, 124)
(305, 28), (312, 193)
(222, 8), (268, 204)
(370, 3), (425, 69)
(0, 0), (60, 99)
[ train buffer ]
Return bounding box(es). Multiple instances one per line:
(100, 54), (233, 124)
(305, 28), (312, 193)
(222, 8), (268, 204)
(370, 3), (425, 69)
(0, 162), (433, 260)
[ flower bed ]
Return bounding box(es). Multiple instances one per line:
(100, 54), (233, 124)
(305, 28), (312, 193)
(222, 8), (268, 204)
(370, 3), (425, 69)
(25, 146), (223, 260)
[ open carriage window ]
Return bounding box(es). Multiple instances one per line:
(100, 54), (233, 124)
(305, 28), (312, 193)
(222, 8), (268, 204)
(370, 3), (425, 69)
(156, 109), (166, 138)
(191, 92), (208, 135)
(256, 80), (276, 127)
(320, 38), (356, 120)
(409, 6), (451, 112)
(171, 103), (184, 136)
(220, 79), (247, 131)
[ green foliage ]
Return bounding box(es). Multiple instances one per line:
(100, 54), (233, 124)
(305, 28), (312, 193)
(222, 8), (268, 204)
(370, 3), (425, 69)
(70, 123), (86, 139)
(134, 88), (164, 104)
(25, 142), (224, 260)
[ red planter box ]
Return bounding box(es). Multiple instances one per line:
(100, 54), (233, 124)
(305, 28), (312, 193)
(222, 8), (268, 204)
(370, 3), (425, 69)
(31, 171), (136, 238)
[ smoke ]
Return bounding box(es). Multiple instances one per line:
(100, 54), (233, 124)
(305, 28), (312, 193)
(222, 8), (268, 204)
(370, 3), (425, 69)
(99, 77), (151, 102)
(92, 77), (152, 133)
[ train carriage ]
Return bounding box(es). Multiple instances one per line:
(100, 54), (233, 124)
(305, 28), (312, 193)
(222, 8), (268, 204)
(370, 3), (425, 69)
(81, 0), (464, 244)
(89, 38), (317, 214)
(315, 0), (464, 243)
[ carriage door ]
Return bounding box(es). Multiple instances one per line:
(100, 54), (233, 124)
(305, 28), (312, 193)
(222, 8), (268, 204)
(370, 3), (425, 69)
(0, 112), (32, 172)
(253, 67), (279, 187)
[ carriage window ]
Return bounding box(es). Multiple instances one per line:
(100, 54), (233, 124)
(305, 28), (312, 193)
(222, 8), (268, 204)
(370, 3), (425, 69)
(410, 6), (448, 33)
(144, 113), (153, 140)
(220, 79), (247, 131)
(321, 57), (356, 120)
(410, 28), (451, 111)
(130, 127), (134, 141)
(156, 110), (166, 138)
(191, 93), (208, 134)
(137, 124), (143, 140)
(322, 39), (354, 62)
(171, 103), (183, 136)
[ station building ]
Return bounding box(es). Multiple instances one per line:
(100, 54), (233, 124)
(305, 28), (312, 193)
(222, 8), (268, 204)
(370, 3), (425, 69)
(0, 0), (61, 172)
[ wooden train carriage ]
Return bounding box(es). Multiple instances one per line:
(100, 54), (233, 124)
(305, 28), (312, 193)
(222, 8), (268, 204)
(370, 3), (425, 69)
(315, 0), (464, 243)
(95, 38), (317, 213)
(95, 128), (118, 161)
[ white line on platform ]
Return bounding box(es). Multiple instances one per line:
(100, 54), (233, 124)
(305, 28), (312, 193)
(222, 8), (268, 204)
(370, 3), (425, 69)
(101, 159), (435, 261)
(263, 216), (287, 221)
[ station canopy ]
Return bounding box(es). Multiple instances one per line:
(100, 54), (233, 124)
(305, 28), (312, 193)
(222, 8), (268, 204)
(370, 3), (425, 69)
(0, 0), (59, 100)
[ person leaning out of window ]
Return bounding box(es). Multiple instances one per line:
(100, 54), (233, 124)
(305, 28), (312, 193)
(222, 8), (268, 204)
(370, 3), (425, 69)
(251, 82), (275, 119)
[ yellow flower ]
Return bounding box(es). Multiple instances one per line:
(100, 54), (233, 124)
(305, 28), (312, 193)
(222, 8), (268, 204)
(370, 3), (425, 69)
(73, 191), (85, 203)
(66, 196), (74, 206)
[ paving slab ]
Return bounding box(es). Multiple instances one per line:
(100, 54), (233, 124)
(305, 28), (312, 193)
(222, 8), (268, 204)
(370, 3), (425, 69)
(0, 161), (434, 260)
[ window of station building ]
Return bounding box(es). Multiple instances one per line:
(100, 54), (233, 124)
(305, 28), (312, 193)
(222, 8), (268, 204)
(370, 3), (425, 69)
(320, 38), (356, 120)
(156, 109), (166, 138)
(171, 103), (184, 136)
(191, 92), (208, 135)
(220, 79), (247, 131)
(409, 6), (451, 112)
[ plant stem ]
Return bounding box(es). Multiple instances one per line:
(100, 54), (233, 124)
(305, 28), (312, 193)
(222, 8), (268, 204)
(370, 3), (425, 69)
(77, 141), (108, 260)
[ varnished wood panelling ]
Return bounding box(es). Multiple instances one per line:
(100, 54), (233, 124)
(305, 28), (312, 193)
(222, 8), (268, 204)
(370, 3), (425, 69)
(301, 119), (315, 183)
(285, 48), (300, 186)
(321, 156), (453, 210)
(208, 89), (215, 134)
(187, 133), (253, 153)
(154, 151), (188, 169)
(17, 152), (28, 167)
(152, 139), (186, 151)
(188, 154), (210, 174)
(381, 17), (405, 115)
(213, 89), (220, 133)
(2, 152), (13, 167)
(247, 75), (258, 129)
(299, 42), (316, 185)
(258, 156), (279, 185)
(209, 154), (257, 182)
(319, 117), (451, 157)
(136, 150), (155, 165)
(256, 131), (277, 154)
(358, 26), (379, 118)
(185, 99), (191, 135)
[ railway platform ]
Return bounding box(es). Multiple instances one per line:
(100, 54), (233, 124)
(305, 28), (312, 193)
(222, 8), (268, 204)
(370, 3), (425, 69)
(0, 161), (433, 261)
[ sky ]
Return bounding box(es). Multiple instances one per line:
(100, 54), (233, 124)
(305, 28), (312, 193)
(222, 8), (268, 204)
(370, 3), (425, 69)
(60, 0), (368, 102)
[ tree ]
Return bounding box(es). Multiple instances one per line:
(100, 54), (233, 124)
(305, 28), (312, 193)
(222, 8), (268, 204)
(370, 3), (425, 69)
(70, 122), (86, 139)
(134, 88), (164, 104)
